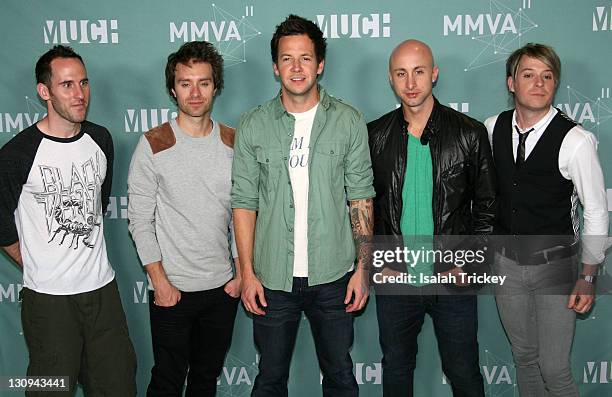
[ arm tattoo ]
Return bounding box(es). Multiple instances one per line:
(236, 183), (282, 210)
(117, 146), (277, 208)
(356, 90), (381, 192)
(349, 198), (374, 270)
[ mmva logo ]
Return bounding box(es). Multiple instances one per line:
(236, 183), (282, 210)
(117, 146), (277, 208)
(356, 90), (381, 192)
(105, 196), (128, 219)
(124, 109), (177, 133)
(170, 20), (241, 42)
(133, 281), (148, 304)
(170, 4), (261, 67)
(446, 1), (538, 72)
(217, 366), (253, 386)
(443, 13), (517, 36)
(556, 103), (596, 125)
(0, 283), (23, 303)
(316, 14), (391, 39)
(593, 6), (612, 31)
(584, 361), (612, 383)
(557, 86), (612, 137)
(443, 365), (513, 385)
(44, 20), (119, 44)
(0, 112), (45, 133)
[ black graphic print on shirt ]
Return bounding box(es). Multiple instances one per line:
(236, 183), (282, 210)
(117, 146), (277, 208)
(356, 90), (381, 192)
(36, 152), (103, 249)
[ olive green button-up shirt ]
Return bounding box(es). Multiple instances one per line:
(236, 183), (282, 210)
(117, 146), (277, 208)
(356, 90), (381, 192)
(231, 87), (375, 292)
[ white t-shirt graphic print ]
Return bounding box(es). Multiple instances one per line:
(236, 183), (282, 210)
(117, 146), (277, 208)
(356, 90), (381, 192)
(288, 104), (318, 277)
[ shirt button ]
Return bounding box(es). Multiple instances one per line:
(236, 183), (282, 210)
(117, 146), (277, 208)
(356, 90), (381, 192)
(289, 227), (293, 232)
(330, 150), (335, 154)
(266, 159), (269, 163)
(513, 182), (518, 187)
(512, 208), (517, 213)
(289, 204), (294, 208)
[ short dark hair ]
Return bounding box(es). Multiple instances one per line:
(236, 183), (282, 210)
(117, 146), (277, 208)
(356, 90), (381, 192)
(165, 41), (224, 101)
(506, 43), (561, 84)
(35, 45), (84, 85)
(270, 15), (326, 64)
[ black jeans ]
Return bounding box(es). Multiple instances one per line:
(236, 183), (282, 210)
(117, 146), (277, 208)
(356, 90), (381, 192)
(251, 273), (358, 397)
(21, 279), (137, 397)
(376, 293), (484, 397)
(147, 285), (239, 397)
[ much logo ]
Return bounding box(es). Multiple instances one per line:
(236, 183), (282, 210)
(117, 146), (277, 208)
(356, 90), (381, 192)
(105, 196), (128, 219)
(584, 361), (612, 383)
(315, 13), (391, 39)
(124, 109), (178, 133)
(43, 19), (119, 44)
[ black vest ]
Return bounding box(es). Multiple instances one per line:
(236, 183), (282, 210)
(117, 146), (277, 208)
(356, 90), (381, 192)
(492, 109), (575, 239)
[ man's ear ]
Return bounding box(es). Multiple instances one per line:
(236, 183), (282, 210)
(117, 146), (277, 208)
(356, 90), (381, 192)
(37, 83), (50, 101)
(316, 59), (325, 76)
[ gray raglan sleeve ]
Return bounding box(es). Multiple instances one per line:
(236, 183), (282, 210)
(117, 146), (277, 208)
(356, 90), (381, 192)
(127, 136), (162, 266)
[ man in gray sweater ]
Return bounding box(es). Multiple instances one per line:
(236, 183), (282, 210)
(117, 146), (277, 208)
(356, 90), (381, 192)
(127, 41), (241, 397)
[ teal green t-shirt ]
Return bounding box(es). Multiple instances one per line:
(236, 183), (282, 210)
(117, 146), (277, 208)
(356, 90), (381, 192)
(400, 132), (434, 285)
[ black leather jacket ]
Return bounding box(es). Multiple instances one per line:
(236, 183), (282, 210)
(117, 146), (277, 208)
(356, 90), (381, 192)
(367, 97), (496, 236)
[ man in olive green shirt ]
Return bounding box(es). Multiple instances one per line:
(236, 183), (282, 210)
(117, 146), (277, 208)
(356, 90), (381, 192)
(231, 15), (374, 397)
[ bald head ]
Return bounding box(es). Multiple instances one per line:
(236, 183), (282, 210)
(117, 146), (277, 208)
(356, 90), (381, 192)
(388, 39), (439, 111)
(389, 40), (435, 71)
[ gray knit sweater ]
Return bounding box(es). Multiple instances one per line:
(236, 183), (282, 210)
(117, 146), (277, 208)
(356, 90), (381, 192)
(127, 118), (236, 292)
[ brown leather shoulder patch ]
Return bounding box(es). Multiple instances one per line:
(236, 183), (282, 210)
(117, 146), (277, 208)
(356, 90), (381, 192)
(144, 122), (176, 154)
(219, 123), (236, 149)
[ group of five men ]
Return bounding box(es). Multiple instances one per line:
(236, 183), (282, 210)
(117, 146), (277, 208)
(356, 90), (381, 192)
(0, 13), (608, 397)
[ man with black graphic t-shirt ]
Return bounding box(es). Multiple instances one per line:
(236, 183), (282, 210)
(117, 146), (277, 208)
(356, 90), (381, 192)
(0, 45), (136, 396)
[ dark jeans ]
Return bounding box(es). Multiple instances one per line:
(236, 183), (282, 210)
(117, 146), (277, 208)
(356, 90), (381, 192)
(21, 279), (137, 397)
(376, 293), (484, 397)
(147, 284), (239, 397)
(252, 273), (358, 397)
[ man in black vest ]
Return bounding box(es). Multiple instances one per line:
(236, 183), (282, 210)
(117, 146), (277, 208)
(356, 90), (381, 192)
(485, 43), (608, 396)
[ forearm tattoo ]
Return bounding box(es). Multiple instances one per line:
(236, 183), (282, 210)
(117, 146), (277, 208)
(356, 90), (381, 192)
(349, 198), (374, 270)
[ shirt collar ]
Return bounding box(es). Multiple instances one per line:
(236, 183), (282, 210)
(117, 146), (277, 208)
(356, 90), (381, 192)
(272, 84), (331, 119)
(512, 106), (557, 137)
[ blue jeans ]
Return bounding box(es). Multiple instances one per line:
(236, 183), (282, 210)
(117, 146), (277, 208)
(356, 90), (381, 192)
(376, 293), (484, 397)
(252, 273), (358, 397)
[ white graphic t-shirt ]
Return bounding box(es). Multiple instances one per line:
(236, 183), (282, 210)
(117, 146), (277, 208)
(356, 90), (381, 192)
(0, 121), (115, 295)
(288, 104), (318, 277)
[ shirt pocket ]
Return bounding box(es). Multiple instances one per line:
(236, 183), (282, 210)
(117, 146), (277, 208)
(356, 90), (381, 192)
(313, 141), (348, 197)
(256, 148), (284, 194)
